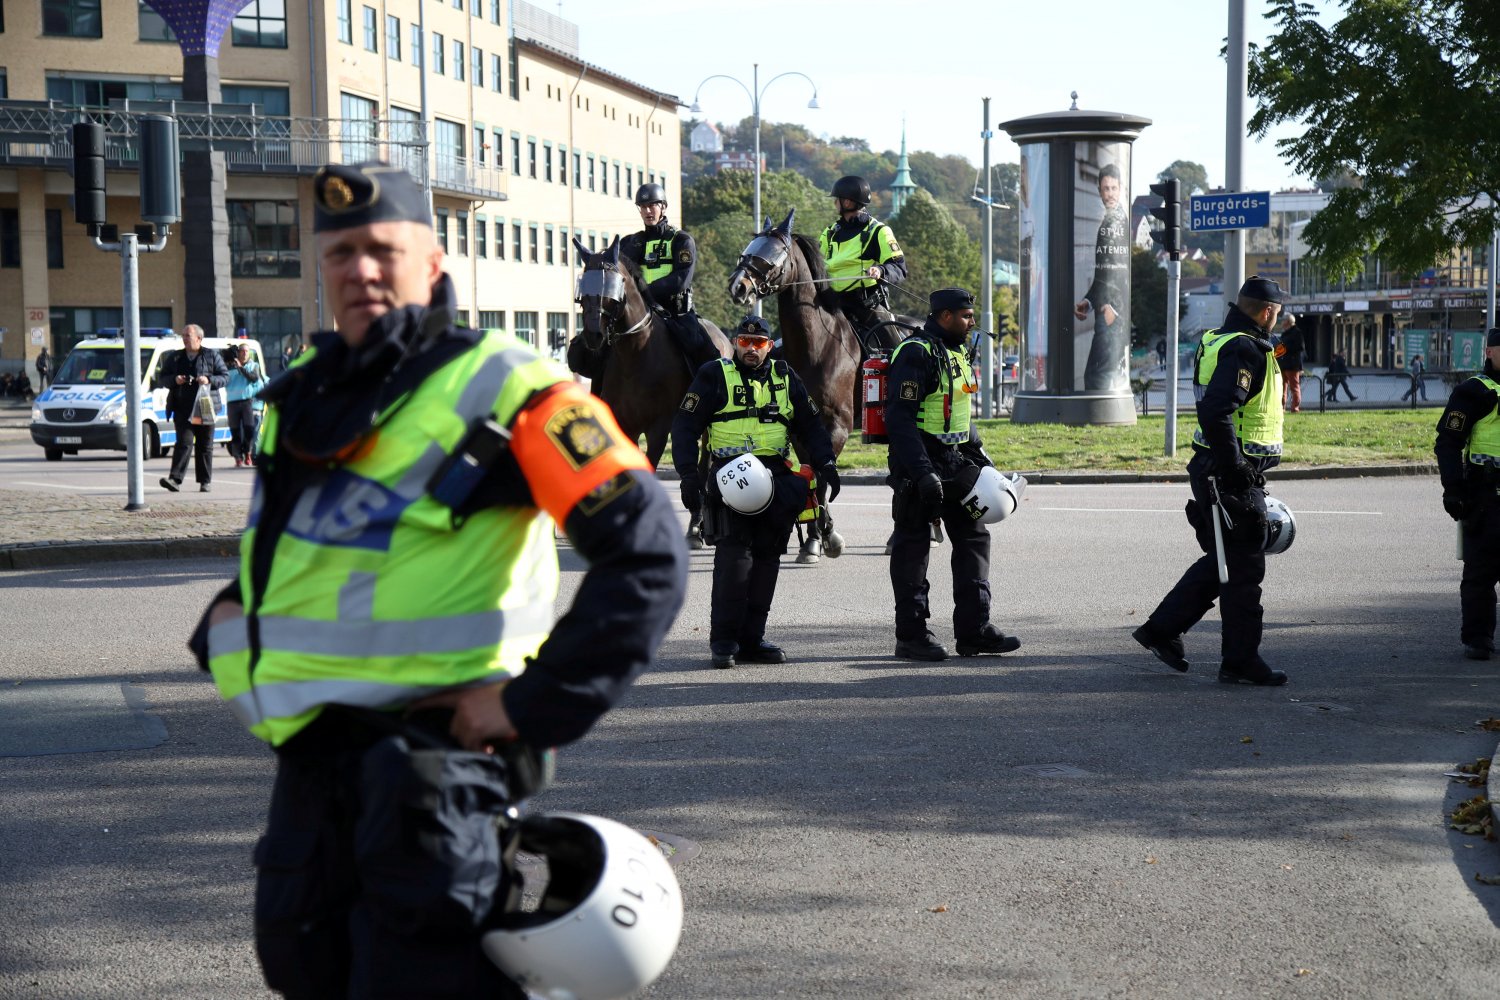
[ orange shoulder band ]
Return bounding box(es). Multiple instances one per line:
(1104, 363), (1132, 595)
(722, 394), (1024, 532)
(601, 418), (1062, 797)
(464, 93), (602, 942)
(508, 382), (651, 523)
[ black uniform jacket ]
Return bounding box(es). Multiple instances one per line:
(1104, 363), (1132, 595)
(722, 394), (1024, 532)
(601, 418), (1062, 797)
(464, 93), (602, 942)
(670, 356), (835, 479)
(197, 275), (687, 751)
(884, 322), (990, 483)
(1435, 366), (1500, 493)
(1195, 304), (1281, 476)
(824, 211), (909, 287)
(160, 347), (230, 420)
(619, 222), (696, 311)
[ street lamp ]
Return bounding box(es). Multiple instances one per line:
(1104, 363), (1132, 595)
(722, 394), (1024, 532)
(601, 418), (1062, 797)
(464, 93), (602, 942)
(691, 63), (819, 315)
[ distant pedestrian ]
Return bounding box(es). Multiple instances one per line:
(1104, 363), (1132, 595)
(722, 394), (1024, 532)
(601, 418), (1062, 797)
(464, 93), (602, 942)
(1325, 353), (1358, 401)
(224, 343), (261, 467)
(159, 324), (228, 493)
(1401, 354), (1428, 401)
(1274, 314), (1304, 411)
(1155, 337), (1167, 368)
(35, 348), (50, 389)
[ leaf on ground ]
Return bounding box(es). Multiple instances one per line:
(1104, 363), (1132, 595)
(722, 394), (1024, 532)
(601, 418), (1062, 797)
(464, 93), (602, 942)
(1478, 719), (1500, 731)
(1295, 969), (1313, 977)
(1281, 864), (1295, 871)
(1240, 736), (1254, 744)
(927, 904), (948, 913)
(1145, 856), (1158, 864)
(1450, 796), (1495, 839)
(1475, 873), (1500, 886)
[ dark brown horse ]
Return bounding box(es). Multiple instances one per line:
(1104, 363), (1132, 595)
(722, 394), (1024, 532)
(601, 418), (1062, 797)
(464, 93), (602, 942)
(726, 210), (894, 562)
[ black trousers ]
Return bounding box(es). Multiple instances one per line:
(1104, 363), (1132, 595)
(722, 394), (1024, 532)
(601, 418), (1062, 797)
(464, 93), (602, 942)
(664, 311), (719, 367)
(1460, 492), (1500, 646)
(833, 292), (900, 350)
(708, 468), (801, 645)
(227, 399), (256, 460)
(169, 416), (215, 484)
(1147, 453), (1268, 665)
(889, 489), (992, 641)
(254, 733), (524, 1000)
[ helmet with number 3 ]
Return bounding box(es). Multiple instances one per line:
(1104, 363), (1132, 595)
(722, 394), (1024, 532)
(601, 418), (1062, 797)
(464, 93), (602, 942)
(482, 813), (684, 1000)
(716, 453), (775, 515)
(953, 466), (1027, 524)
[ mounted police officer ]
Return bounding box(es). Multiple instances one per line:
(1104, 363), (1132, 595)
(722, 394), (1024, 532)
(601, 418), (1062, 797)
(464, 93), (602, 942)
(618, 182), (719, 370)
(672, 314), (839, 669)
(1435, 327), (1500, 660)
(885, 288), (1020, 661)
(1134, 275), (1290, 686)
(189, 161), (687, 998)
(820, 175), (907, 349)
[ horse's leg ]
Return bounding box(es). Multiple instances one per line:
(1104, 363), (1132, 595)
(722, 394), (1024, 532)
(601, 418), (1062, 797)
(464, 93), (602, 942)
(797, 516), (823, 564)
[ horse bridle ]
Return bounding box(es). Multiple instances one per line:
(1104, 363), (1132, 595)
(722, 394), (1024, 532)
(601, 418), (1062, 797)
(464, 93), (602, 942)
(735, 230), (794, 300)
(577, 265), (653, 350)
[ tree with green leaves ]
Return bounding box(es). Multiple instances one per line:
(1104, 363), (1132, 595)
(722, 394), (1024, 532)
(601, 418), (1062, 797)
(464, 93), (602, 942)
(1156, 160), (1210, 196)
(1248, 0), (1499, 277)
(889, 189), (982, 310)
(1130, 247), (1170, 351)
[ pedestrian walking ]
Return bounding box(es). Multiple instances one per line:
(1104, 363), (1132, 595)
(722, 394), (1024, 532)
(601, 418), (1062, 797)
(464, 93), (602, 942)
(159, 324), (228, 493)
(1274, 313), (1304, 411)
(1325, 353), (1358, 401)
(35, 347), (51, 389)
(1401, 353), (1428, 401)
(223, 343), (261, 467)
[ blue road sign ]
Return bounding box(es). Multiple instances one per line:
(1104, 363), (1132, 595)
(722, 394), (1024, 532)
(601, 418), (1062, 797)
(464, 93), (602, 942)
(1188, 191), (1271, 232)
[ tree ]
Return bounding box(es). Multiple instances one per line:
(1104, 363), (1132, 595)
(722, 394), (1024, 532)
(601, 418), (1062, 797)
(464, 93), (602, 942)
(1248, 0), (1500, 277)
(889, 189), (982, 310)
(1130, 248), (1170, 350)
(1156, 160), (1210, 196)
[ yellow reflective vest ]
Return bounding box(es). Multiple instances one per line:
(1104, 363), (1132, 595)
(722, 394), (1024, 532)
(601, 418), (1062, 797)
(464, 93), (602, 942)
(705, 358), (793, 459)
(889, 336), (974, 445)
(1190, 329), (1285, 457)
(1466, 374), (1500, 467)
(819, 217), (901, 292)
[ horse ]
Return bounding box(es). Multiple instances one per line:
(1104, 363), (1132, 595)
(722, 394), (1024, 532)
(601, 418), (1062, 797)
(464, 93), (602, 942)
(572, 236), (729, 543)
(726, 209), (911, 563)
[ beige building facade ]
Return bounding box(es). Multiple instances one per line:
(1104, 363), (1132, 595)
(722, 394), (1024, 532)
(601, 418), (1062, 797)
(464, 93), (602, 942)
(0, 0), (680, 376)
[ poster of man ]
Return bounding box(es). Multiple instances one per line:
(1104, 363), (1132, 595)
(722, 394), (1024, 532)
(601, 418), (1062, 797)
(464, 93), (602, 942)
(1073, 146), (1131, 391)
(1018, 144), (1050, 392)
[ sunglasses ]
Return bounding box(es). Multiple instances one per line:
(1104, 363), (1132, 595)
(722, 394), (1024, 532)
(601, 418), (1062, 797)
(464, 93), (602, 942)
(736, 335), (773, 349)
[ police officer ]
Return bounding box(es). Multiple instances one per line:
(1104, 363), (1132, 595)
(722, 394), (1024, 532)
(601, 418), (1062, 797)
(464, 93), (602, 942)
(619, 183), (719, 368)
(1133, 275), (1289, 686)
(189, 161), (687, 998)
(885, 287), (1020, 661)
(820, 175), (908, 348)
(1434, 328), (1500, 660)
(672, 314), (839, 669)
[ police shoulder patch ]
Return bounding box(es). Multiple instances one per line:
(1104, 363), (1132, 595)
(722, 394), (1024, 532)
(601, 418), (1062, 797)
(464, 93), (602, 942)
(1236, 368), (1253, 391)
(886, 237), (901, 255)
(899, 380), (920, 401)
(1447, 411), (1468, 432)
(681, 392), (699, 412)
(544, 403), (617, 470)
(677, 249), (692, 263)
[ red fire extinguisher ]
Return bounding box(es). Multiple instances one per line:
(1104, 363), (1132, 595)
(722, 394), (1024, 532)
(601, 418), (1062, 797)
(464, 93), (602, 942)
(862, 351), (889, 444)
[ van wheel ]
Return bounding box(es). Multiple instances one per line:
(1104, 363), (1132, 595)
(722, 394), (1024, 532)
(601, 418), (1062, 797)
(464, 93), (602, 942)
(44, 448), (62, 462)
(144, 423), (160, 459)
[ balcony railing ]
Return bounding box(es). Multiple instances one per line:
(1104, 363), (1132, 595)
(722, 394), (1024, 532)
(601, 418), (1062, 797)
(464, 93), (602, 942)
(0, 99), (507, 201)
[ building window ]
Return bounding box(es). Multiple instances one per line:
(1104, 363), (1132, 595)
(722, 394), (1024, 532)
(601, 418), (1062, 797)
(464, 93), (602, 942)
(228, 200), (300, 277)
(43, 209), (63, 269)
(625, 166), (633, 194)
(432, 32), (444, 74)
(473, 125), (486, 165)
(489, 0), (500, 24)
(388, 106), (421, 176)
(613, 163), (621, 198)
(529, 224), (539, 263)
(454, 309), (470, 328)
(336, 0), (352, 44)
(435, 209), (450, 254)
(476, 216), (487, 258)
(50, 306), (172, 357)
(47, 74), (181, 106)
(362, 6), (377, 51)
(511, 223), (521, 262)
(492, 129), (504, 170)
(233, 308), (303, 371)
(507, 38), (519, 98)
(434, 118), (465, 187)
(472, 47), (483, 88)
(510, 135), (521, 176)
(340, 92), (378, 161)
(559, 228), (568, 265)
(232, 0), (288, 48)
(1, 209), (21, 268)
(515, 311), (538, 348)
(138, 0), (175, 41)
(543, 143), (553, 182)
(222, 84), (291, 116)
(491, 54), (502, 93)
(43, 0), (101, 38)
(497, 219), (506, 260)
(587, 156), (595, 192)
(453, 41), (464, 82)
(479, 310), (504, 330)
(558, 147), (567, 185)
(573, 152), (582, 189)
(527, 140), (537, 179)
(410, 24), (422, 67)
(457, 211), (469, 256)
(545, 225), (554, 265)
(598, 160), (608, 197)
(546, 312), (568, 354)
(0, 72), (7, 100)
(386, 14), (400, 59)
(451, 0), (462, 8)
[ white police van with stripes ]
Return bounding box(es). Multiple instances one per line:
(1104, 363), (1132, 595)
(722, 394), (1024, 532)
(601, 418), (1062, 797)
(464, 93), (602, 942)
(30, 328), (265, 462)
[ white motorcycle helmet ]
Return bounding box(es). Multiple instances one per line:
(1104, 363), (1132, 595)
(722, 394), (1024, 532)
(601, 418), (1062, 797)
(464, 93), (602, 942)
(955, 466), (1027, 524)
(1263, 495), (1296, 554)
(715, 453), (774, 515)
(482, 813), (684, 1000)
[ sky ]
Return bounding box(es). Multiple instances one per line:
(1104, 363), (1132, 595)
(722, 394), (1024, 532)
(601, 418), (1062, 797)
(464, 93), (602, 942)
(551, 0), (1337, 200)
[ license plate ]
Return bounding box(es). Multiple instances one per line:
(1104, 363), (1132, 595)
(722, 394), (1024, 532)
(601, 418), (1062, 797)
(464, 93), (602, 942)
(55, 436), (82, 444)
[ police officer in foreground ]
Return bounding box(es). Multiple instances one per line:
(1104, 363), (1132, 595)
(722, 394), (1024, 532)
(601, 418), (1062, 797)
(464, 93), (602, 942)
(189, 162), (687, 998)
(820, 175), (908, 347)
(1133, 275), (1290, 686)
(672, 314), (839, 669)
(618, 182), (719, 369)
(1434, 328), (1500, 660)
(886, 288), (1020, 661)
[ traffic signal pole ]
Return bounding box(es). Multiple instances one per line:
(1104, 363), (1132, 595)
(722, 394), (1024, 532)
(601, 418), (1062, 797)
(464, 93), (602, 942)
(1150, 179), (1183, 456)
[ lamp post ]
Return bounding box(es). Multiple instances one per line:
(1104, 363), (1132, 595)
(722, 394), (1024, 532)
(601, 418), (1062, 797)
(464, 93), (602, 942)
(692, 64), (819, 316)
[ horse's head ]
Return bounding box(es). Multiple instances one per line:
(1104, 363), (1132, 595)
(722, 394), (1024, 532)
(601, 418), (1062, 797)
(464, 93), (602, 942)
(729, 209), (797, 306)
(573, 236), (629, 347)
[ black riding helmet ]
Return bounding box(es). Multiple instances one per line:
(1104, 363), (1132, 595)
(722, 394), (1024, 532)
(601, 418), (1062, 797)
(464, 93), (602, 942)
(634, 183), (668, 208)
(831, 175), (871, 207)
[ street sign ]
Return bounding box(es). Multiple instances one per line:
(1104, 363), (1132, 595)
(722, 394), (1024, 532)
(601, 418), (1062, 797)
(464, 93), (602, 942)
(1189, 191), (1271, 232)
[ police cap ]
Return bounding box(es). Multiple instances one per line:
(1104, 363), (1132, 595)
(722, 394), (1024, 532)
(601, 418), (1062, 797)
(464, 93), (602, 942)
(1238, 274), (1285, 305)
(737, 314), (773, 339)
(1488, 328), (1500, 348)
(929, 287), (975, 314)
(313, 161), (431, 233)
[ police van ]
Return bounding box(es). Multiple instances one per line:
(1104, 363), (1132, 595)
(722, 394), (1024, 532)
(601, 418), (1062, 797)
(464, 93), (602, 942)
(29, 328), (266, 462)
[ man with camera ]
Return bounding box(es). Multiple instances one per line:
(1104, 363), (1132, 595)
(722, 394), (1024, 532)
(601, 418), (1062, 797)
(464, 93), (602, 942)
(159, 324), (229, 492)
(224, 343), (263, 468)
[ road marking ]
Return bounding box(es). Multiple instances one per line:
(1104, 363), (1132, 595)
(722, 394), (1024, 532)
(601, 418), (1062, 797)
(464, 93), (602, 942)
(1038, 505), (1382, 515)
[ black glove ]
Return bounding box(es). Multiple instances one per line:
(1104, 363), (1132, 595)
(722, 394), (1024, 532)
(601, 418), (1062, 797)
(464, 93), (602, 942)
(1444, 492), (1471, 522)
(819, 462), (841, 503)
(916, 472), (944, 521)
(679, 477), (702, 512)
(1220, 459), (1264, 493)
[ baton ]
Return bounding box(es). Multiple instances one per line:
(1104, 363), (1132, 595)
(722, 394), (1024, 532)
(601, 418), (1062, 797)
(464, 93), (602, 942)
(1458, 519), (1465, 561)
(1207, 475), (1231, 586)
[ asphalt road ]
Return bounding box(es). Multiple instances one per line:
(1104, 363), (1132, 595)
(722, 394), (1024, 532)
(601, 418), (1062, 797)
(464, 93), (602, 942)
(2, 476), (1499, 998)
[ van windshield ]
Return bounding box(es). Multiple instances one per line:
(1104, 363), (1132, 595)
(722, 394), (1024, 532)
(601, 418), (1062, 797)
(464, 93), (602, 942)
(53, 348), (155, 385)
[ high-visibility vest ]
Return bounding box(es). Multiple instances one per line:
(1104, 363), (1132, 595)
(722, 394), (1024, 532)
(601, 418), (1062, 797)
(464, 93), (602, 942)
(207, 333), (572, 746)
(1190, 329), (1285, 457)
(889, 336), (974, 445)
(1466, 374), (1500, 467)
(819, 217), (900, 292)
(705, 359), (794, 459)
(640, 229), (678, 284)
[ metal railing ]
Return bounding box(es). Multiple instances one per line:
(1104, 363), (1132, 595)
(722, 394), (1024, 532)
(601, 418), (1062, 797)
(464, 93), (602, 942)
(1137, 369), (1456, 416)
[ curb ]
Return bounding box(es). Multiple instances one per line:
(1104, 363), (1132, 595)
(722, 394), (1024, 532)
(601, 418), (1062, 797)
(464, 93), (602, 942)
(1491, 741), (1500, 832)
(652, 462), (1439, 486)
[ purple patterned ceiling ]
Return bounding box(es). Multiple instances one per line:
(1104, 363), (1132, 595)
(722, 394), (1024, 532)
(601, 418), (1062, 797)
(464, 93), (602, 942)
(142, 0), (257, 58)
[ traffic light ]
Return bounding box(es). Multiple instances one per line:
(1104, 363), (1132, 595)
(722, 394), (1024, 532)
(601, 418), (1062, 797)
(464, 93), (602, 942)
(996, 314), (1010, 337)
(138, 114), (180, 227)
(1149, 178), (1182, 258)
(72, 121), (107, 229)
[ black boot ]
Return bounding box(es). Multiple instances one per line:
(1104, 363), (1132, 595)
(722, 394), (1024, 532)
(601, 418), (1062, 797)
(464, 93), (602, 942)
(1133, 622), (1189, 672)
(1218, 656), (1288, 686)
(955, 624), (1021, 656)
(710, 640), (738, 670)
(737, 640), (786, 664)
(895, 631), (948, 662)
